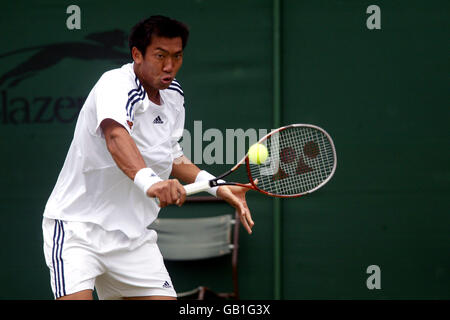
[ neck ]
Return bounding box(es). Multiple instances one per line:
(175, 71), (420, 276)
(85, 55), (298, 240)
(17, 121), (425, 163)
(144, 84), (161, 105)
(133, 63), (161, 105)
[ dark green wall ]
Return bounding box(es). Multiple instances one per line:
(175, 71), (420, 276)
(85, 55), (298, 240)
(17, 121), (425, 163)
(281, 0), (449, 299)
(0, 0), (448, 299)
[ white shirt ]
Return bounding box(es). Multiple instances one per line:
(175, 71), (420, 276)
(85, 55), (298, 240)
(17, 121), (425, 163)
(44, 63), (185, 238)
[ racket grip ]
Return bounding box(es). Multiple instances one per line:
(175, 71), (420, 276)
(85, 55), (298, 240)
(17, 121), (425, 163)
(152, 180), (212, 205)
(183, 180), (212, 196)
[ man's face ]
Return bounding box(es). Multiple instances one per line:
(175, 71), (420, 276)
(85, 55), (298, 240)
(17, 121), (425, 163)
(133, 35), (183, 91)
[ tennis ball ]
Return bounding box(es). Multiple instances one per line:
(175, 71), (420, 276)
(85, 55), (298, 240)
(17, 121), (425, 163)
(248, 143), (269, 165)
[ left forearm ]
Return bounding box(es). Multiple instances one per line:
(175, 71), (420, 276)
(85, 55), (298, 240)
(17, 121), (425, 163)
(171, 155), (200, 184)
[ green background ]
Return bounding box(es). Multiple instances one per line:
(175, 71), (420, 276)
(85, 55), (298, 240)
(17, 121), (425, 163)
(0, 0), (448, 299)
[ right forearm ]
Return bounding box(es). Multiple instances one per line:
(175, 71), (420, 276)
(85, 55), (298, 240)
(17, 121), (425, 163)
(101, 119), (146, 180)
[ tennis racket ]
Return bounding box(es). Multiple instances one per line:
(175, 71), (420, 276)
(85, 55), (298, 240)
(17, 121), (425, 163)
(184, 124), (337, 198)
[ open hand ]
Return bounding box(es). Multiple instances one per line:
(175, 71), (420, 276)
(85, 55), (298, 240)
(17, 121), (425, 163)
(217, 182), (255, 234)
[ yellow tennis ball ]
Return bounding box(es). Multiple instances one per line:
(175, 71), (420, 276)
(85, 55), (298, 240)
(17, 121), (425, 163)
(248, 143), (268, 165)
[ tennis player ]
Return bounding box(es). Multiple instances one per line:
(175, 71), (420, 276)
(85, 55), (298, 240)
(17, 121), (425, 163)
(42, 15), (254, 300)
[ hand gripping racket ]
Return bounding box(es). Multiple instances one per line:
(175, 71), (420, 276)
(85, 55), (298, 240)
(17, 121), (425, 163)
(184, 124), (337, 198)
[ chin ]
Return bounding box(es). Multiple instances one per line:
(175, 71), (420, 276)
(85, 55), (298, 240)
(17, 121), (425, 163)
(160, 83), (172, 90)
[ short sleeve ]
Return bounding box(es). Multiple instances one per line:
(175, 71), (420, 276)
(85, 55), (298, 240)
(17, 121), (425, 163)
(92, 72), (132, 137)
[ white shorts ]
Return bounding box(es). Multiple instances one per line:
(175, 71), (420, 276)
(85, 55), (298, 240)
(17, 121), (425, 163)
(42, 217), (176, 299)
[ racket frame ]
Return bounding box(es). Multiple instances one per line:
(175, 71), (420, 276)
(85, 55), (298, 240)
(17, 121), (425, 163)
(184, 123), (337, 198)
(245, 123), (337, 198)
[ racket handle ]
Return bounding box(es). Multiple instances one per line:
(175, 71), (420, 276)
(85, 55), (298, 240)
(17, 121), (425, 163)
(183, 180), (212, 196)
(152, 180), (211, 205)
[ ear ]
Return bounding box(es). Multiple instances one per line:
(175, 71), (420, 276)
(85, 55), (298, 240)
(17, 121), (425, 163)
(131, 47), (143, 64)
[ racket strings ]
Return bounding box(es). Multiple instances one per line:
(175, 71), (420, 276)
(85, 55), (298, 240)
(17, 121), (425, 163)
(249, 126), (335, 196)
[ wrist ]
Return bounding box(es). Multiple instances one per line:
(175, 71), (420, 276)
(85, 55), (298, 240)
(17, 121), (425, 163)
(195, 170), (225, 197)
(134, 168), (163, 195)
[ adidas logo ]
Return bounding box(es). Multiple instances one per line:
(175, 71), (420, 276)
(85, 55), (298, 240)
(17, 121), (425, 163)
(162, 281), (172, 289)
(153, 116), (164, 124)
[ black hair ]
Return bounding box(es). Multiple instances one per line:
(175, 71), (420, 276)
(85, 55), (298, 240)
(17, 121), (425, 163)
(129, 15), (189, 57)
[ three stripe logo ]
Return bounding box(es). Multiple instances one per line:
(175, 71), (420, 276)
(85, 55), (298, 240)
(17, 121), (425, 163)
(167, 79), (184, 96)
(125, 76), (145, 121)
(52, 220), (66, 298)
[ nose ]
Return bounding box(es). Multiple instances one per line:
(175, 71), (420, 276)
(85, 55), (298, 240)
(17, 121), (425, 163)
(163, 57), (174, 73)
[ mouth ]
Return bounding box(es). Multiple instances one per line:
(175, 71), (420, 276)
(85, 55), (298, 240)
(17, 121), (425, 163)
(161, 76), (173, 85)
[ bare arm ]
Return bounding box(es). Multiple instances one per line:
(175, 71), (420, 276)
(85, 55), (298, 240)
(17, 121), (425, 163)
(100, 119), (146, 180)
(100, 119), (185, 207)
(171, 155), (200, 183)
